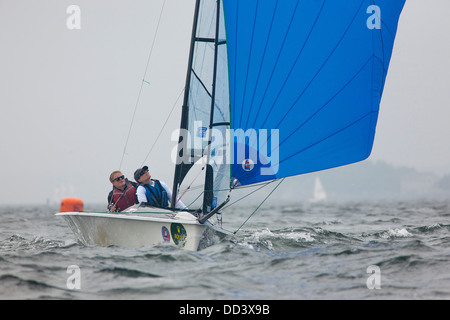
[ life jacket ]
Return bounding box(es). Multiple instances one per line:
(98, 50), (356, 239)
(142, 180), (169, 208)
(112, 182), (137, 212)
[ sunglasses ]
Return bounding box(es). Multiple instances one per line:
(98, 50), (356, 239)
(114, 175), (125, 182)
(138, 170), (148, 180)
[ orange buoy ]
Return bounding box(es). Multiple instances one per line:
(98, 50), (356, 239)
(60, 197), (84, 212)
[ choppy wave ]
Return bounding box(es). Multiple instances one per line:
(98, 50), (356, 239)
(97, 266), (161, 278)
(1, 200), (450, 299)
(239, 228), (316, 250)
(0, 234), (69, 254)
(374, 228), (413, 239)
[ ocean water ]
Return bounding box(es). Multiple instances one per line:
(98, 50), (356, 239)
(1, 199), (449, 300)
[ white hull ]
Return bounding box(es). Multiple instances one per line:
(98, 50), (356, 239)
(56, 206), (227, 251)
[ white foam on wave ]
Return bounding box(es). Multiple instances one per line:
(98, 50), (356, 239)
(281, 231), (315, 242)
(382, 228), (413, 239)
(241, 228), (315, 250)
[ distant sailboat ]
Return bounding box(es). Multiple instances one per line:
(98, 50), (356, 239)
(310, 177), (327, 203)
(57, 0), (406, 251)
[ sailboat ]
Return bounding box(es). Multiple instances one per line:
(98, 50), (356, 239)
(310, 177), (327, 203)
(57, 0), (406, 251)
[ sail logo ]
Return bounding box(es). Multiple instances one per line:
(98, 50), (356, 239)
(211, 197), (218, 209)
(171, 121), (279, 176)
(233, 128), (279, 177)
(242, 159), (254, 172)
(197, 126), (208, 138)
(161, 226), (170, 242)
(171, 223), (187, 247)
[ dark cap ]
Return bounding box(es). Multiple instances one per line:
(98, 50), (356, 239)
(134, 166), (148, 182)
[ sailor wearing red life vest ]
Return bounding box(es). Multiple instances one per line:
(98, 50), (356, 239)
(107, 170), (138, 212)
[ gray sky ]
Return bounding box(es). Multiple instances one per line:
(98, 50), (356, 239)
(0, 0), (449, 205)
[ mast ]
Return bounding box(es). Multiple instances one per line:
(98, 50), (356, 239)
(202, 0), (222, 215)
(171, 0), (202, 209)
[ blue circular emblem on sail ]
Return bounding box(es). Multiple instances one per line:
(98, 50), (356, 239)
(242, 159), (254, 172)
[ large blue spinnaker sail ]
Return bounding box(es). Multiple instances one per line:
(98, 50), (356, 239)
(224, 0), (406, 186)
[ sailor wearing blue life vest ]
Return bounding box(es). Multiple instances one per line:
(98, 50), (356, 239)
(134, 166), (187, 210)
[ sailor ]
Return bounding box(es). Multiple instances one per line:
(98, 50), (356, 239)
(107, 171), (138, 212)
(134, 166), (186, 210)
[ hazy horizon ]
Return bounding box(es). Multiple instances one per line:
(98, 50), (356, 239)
(1, 0), (449, 205)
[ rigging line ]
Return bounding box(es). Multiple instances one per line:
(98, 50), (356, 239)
(176, 165), (205, 203)
(119, 0), (167, 170)
(223, 179), (277, 211)
(192, 69), (212, 98)
(184, 191), (204, 209)
(140, 87), (185, 166)
(233, 178), (285, 235)
(181, 180), (272, 211)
